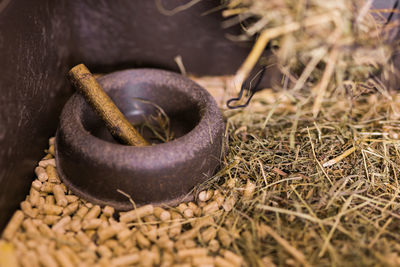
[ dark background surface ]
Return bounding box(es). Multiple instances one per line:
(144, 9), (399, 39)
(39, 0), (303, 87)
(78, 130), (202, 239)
(0, 0), (252, 231)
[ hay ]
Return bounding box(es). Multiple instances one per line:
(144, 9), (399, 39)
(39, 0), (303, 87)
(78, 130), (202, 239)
(187, 68), (400, 266)
(208, 85), (400, 266)
(223, 0), (399, 116)
(201, 5), (400, 264)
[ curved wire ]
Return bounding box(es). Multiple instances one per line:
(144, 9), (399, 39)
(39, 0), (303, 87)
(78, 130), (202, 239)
(227, 66), (267, 109)
(385, 0), (399, 25)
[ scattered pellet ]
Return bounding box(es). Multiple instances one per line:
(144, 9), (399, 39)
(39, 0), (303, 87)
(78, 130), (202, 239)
(139, 250), (155, 267)
(183, 239), (197, 249)
(197, 200), (207, 208)
(81, 218), (102, 230)
(151, 245), (160, 265)
(22, 219), (40, 236)
(83, 205), (101, 220)
(43, 215), (60, 226)
(46, 165), (60, 183)
(214, 194), (225, 206)
(119, 204), (154, 223)
(38, 158), (56, 168)
(221, 250), (243, 266)
(168, 221), (182, 238)
(42, 204), (63, 215)
(187, 202), (201, 217)
(62, 202), (79, 216)
(42, 153), (53, 160)
(55, 249), (74, 267)
(38, 251), (58, 267)
(201, 226), (217, 243)
(2, 213), (24, 240)
(157, 222), (169, 237)
(104, 239), (119, 250)
(193, 256), (215, 267)
(113, 244), (126, 256)
(48, 145), (55, 156)
(20, 201), (39, 218)
(31, 180), (43, 191)
(35, 166), (48, 182)
(76, 231), (92, 247)
(161, 252), (174, 267)
(177, 248), (208, 260)
(193, 216), (214, 229)
(135, 231), (151, 248)
(52, 216), (71, 233)
(85, 229), (96, 240)
(99, 219), (109, 228)
(215, 256), (232, 267)
(45, 195), (55, 205)
(174, 239), (186, 251)
(69, 219), (81, 232)
(183, 208), (194, 218)
(225, 178), (236, 189)
(102, 205), (115, 217)
(154, 207), (171, 221)
(77, 251), (97, 264)
(243, 179), (256, 199)
(143, 214), (157, 223)
(98, 224), (121, 242)
(20, 250), (40, 267)
(198, 190), (214, 202)
(41, 182), (55, 193)
(202, 201), (219, 215)
(53, 184), (68, 207)
(98, 258), (112, 267)
(97, 245), (112, 258)
(217, 228), (232, 248)
(143, 225), (157, 242)
(65, 195), (79, 203)
(170, 210), (183, 220)
(156, 235), (174, 251)
(0, 241), (19, 267)
(38, 224), (55, 238)
(122, 237), (135, 250)
(209, 239), (220, 253)
(222, 194), (237, 212)
(111, 253), (140, 266)
(60, 246), (80, 266)
(49, 137), (55, 146)
(177, 227), (198, 242)
(74, 206), (89, 219)
(177, 203), (188, 213)
(29, 188), (41, 207)
(117, 228), (132, 243)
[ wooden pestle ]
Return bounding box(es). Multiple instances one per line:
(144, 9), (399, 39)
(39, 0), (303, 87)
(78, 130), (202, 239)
(68, 64), (149, 146)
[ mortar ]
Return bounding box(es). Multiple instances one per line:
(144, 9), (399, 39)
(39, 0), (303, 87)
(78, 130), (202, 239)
(55, 69), (225, 210)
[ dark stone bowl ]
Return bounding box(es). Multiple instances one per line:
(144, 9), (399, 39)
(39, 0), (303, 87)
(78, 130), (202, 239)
(55, 69), (225, 210)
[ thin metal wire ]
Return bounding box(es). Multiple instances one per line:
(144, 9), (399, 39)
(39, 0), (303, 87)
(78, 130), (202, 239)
(385, 0), (399, 25)
(227, 66), (267, 109)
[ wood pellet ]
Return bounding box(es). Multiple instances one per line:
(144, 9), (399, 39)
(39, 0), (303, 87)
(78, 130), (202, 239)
(0, 138), (245, 266)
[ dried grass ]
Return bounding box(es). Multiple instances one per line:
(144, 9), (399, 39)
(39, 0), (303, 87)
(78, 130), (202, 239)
(222, 0), (399, 116)
(199, 6), (400, 264)
(194, 75), (400, 266)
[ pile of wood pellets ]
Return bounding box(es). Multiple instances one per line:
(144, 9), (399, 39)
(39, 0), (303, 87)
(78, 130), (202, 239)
(0, 137), (244, 267)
